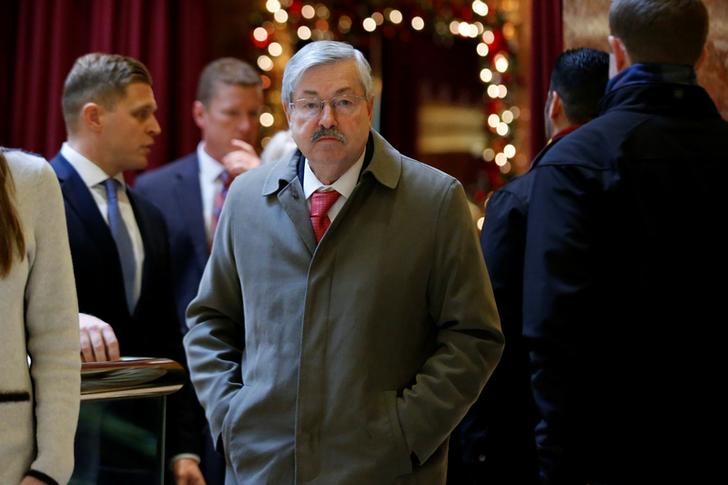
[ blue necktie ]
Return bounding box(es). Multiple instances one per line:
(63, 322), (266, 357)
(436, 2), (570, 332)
(104, 178), (136, 312)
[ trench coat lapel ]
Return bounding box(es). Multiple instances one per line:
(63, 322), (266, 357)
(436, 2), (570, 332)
(262, 150), (317, 254)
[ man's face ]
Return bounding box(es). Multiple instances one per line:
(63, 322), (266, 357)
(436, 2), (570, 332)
(100, 82), (160, 173)
(285, 60), (373, 178)
(195, 82), (264, 162)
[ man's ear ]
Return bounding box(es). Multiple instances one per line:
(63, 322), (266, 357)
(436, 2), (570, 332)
(548, 90), (562, 121)
(81, 102), (103, 133)
(192, 100), (206, 129)
(608, 35), (631, 74)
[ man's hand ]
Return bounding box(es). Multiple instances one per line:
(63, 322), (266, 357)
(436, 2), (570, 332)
(79, 313), (120, 362)
(221, 139), (261, 178)
(173, 458), (206, 485)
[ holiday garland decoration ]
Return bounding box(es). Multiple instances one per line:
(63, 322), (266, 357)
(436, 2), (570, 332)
(251, 0), (520, 177)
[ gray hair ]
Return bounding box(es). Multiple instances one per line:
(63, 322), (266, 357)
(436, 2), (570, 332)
(281, 41), (373, 104)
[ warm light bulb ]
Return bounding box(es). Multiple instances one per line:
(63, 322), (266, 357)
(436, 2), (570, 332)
(265, 0), (281, 13)
(297, 26), (312, 40)
(257, 55), (274, 72)
(504, 144), (516, 158)
(472, 0), (489, 17)
(274, 9), (288, 23)
(301, 5), (315, 19)
(389, 9), (403, 24)
(363, 18), (376, 32)
(268, 42), (283, 57)
(259, 113), (275, 127)
(480, 68), (493, 83)
(494, 54), (509, 73)
(253, 27), (268, 42)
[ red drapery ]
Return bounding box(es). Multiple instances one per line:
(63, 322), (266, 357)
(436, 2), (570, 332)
(529, 0), (563, 161)
(5, 0), (207, 173)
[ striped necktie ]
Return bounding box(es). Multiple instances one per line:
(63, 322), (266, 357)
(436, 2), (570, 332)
(210, 170), (231, 243)
(310, 189), (340, 243)
(103, 178), (136, 312)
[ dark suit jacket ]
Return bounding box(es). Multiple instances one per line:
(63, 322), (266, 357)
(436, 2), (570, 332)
(447, 139), (570, 485)
(135, 153), (208, 330)
(523, 75), (728, 483)
(50, 153), (201, 460)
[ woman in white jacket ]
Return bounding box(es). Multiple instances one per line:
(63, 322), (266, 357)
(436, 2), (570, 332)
(0, 149), (80, 485)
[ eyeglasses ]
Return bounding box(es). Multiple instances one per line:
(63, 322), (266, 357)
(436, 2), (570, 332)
(289, 94), (366, 119)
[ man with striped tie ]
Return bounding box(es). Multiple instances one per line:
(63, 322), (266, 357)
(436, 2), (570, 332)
(134, 57), (264, 485)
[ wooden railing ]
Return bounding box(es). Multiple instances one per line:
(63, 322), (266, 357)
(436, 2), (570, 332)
(81, 357), (185, 401)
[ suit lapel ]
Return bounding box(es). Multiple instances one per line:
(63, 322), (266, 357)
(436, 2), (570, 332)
(127, 191), (149, 317)
(173, 156), (209, 265)
(51, 154), (119, 260)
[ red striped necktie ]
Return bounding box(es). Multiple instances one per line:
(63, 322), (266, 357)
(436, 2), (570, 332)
(210, 171), (231, 244)
(309, 189), (340, 243)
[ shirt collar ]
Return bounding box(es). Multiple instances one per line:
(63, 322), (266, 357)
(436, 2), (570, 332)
(197, 142), (226, 183)
(61, 142), (126, 189)
(303, 149), (366, 200)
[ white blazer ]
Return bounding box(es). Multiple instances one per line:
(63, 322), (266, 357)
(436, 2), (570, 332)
(0, 149), (80, 484)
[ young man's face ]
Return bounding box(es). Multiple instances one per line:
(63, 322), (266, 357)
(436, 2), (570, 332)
(99, 82), (161, 173)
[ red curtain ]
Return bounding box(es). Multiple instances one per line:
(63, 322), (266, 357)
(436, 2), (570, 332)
(5, 0), (208, 172)
(529, 0), (563, 160)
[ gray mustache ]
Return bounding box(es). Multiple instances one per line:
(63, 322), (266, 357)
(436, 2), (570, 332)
(311, 128), (346, 143)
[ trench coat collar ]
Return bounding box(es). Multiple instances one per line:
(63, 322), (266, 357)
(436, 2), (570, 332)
(261, 130), (402, 197)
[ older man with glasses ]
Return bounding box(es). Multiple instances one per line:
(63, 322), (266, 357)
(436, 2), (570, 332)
(183, 40), (504, 484)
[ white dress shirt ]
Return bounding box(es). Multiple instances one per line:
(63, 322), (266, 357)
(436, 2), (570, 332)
(197, 142), (227, 240)
(61, 142), (144, 307)
(303, 150), (366, 222)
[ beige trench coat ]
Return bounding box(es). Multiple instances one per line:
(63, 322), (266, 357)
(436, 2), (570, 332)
(184, 131), (503, 484)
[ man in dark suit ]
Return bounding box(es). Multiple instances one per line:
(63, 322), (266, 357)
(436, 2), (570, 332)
(50, 53), (203, 484)
(135, 57), (263, 485)
(135, 58), (263, 329)
(448, 48), (609, 485)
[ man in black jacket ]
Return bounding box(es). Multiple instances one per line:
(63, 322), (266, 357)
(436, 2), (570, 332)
(449, 47), (608, 485)
(523, 1), (727, 483)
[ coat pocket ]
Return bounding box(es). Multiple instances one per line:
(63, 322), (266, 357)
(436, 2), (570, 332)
(367, 390), (413, 478)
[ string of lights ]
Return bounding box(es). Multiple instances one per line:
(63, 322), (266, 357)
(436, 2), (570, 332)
(250, 0), (521, 178)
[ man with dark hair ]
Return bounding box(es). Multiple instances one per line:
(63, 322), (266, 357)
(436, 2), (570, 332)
(448, 47), (608, 485)
(50, 52), (203, 484)
(524, 1), (727, 483)
(544, 48), (609, 139)
(135, 56), (264, 484)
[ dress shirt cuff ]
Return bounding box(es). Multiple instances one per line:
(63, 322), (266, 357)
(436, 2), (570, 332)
(169, 453), (201, 469)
